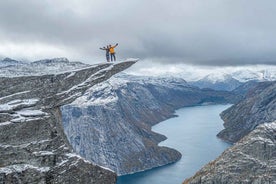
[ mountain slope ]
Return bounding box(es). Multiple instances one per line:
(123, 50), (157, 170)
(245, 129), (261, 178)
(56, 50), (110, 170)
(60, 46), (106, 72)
(62, 74), (241, 175)
(187, 67), (276, 91)
(183, 81), (276, 184)
(0, 60), (136, 183)
(183, 121), (276, 184)
(217, 81), (276, 143)
(189, 73), (242, 91)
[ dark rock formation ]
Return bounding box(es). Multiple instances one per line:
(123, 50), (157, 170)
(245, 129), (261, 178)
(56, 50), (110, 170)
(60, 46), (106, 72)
(62, 74), (241, 175)
(0, 60), (136, 183)
(218, 81), (276, 143)
(183, 121), (276, 184)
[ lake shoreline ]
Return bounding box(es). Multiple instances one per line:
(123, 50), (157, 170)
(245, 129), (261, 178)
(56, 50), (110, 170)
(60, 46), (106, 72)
(118, 104), (232, 184)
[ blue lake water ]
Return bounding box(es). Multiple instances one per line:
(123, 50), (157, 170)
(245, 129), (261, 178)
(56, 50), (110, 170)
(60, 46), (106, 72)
(117, 104), (232, 184)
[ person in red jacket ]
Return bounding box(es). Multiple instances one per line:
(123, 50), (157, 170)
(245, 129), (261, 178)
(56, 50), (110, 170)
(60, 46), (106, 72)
(109, 43), (118, 62)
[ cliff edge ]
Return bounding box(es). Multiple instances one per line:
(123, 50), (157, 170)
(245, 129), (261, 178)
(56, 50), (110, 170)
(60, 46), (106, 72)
(0, 60), (136, 183)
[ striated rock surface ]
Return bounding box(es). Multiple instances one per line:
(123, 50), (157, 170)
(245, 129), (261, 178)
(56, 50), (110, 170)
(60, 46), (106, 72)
(183, 121), (276, 184)
(62, 74), (241, 175)
(218, 81), (276, 143)
(0, 60), (136, 183)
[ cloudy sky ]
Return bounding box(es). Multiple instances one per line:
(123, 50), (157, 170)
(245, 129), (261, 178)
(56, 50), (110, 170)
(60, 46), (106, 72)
(0, 0), (276, 66)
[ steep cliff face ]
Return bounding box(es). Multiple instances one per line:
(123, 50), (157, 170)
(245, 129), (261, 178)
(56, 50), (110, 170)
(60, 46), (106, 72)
(218, 81), (276, 143)
(0, 60), (136, 183)
(183, 122), (276, 184)
(62, 74), (240, 175)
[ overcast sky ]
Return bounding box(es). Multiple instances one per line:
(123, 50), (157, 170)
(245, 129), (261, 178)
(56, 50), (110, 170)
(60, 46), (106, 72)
(0, 0), (276, 66)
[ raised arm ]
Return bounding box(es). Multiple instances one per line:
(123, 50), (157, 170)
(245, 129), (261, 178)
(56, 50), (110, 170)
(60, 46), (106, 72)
(112, 43), (118, 48)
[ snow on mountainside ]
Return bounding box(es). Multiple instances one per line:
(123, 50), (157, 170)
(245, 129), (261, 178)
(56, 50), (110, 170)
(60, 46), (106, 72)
(72, 73), (189, 107)
(189, 73), (242, 91)
(0, 57), (89, 77)
(0, 57), (27, 66)
(232, 69), (276, 82)
(187, 67), (276, 91)
(190, 68), (276, 83)
(62, 72), (241, 175)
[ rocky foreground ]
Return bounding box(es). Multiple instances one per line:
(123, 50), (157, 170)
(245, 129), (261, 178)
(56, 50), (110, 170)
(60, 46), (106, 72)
(184, 81), (276, 184)
(0, 60), (136, 183)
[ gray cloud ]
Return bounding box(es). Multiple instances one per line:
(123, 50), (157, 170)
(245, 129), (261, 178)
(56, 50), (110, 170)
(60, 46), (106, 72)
(0, 0), (276, 65)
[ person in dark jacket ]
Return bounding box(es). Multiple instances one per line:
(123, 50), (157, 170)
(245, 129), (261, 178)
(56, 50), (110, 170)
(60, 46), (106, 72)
(100, 45), (110, 62)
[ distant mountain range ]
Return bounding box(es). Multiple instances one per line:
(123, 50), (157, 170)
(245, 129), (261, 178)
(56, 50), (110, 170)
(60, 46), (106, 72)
(189, 73), (242, 91)
(1, 57), (275, 86)
(188, 69), (275, 91)
(0, 57), (27, 66)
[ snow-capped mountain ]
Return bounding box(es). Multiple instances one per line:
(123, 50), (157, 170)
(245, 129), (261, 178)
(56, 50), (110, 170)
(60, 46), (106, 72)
(189, 73), (242, 91)
(0, 57), (27, 67)
(231, 69), (276, 82)
(128, 62), (276, 91)
(71, 73), (190, 107)
(0, 57), (89, 77)
(187, 67), (276, 91)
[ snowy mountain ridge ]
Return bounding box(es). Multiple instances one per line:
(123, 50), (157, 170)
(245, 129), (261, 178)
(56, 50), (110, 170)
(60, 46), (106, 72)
(231, 69), (276, 82)
(0, 57), (89, 77)
(201, 73), (234, 83)
(182, 66), (276, 91)
(72, 73), (189, 107)
(186, 67), (276, 83)
(0, 57), (27, 66)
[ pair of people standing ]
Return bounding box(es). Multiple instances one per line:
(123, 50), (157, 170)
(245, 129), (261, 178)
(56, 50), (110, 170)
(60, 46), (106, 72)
(100, 43), (118, 62)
